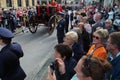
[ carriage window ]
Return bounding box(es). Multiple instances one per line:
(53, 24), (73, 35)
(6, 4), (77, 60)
(32, 0), (34, 6)
(6, 0), (12, 7)
(25, 0), (29, 7)
(18, 0), (22, 7)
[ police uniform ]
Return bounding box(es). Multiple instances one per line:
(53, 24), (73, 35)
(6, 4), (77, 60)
(65, 10), (69, 33)
(0, 28), (26, 80)
(56, 12), (66, 43)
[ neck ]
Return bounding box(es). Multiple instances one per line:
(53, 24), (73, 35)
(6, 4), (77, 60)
(111, 49), (119, 58)
(94, 43), (103, 48)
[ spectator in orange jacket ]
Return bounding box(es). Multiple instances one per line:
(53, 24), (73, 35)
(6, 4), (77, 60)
(87, 28), (108, 60)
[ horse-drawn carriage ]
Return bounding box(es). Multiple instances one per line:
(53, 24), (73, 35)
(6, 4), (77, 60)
(28, 1), (62, 35)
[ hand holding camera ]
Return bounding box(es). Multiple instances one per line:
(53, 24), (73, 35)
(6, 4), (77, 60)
(47, 66), (56, 80)
(50, 58), (66, 75)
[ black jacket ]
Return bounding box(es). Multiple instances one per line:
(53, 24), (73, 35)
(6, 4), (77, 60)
(55, 58), (77, 80)
(0, 42), (26, 80)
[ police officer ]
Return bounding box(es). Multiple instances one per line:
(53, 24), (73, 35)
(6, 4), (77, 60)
(56, 12), (66, 43)
(0, 27), (26, 80)
(65, 9), (69, 33)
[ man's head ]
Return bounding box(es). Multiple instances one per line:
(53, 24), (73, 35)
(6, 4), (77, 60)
(93, 12), (102, 22)
(106, 32), (120, 57)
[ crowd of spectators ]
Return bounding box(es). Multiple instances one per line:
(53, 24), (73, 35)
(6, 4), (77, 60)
(48, 2), (120, 80)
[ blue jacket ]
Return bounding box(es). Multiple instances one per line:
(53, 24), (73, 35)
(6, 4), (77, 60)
(72, 42), (84, 62)
(65, 13), (69, 23)
(56, 18), (66, 37)
(106, 55), (120, 80)
(0, 42), (26, 80)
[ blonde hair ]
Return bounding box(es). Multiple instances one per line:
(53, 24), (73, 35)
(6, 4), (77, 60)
(78, 22), (84, 27)
(65, 31), (78, 43)
(94, 28), (108, 40)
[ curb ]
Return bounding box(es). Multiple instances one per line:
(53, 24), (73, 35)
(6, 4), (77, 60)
(33, 56), (54, 80)
(24, 42), (55, 80)
(25, 52), (53, 80)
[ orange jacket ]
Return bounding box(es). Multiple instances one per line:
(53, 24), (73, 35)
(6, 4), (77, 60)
(87, 44), (108, 60)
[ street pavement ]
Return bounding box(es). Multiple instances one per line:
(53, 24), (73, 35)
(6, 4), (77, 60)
(13, 26), (57, 80)
(10, 11), (72, 80)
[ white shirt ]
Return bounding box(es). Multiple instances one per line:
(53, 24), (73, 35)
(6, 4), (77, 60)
(0, 44), (6, 51)
(108, 11), (114, 20)
(109, 52), (120, 61)
(71, 74), (80, 80)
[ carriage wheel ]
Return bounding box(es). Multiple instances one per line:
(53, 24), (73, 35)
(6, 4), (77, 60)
(48, 15), (56, 35)
(28, 16), (38, 33)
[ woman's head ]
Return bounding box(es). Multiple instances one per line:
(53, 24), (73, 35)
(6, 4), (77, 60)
(64, 31), (78, 46)
(74, 55), (112, 80)
(105, 19), (112, 28)
(77, 22), (85, 31)
(93, 29), (108, 44)
(54, 44), (73, 60)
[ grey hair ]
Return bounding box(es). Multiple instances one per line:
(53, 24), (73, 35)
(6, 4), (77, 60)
(65, 31), (78, 43)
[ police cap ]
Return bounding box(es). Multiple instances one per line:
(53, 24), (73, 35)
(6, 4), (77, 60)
(0, 27), (14, 38)
(57, 12), (65, 16)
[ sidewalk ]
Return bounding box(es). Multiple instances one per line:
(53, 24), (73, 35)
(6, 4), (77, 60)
(33, 56), (54, 80)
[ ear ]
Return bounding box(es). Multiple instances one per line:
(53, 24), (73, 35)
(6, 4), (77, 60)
(0, 39), (3, 44)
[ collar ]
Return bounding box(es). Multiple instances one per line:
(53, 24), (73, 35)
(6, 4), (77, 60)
(0, 44), (6, 51)
(116, 52), (120, 57)
(110, 52), (120, 61)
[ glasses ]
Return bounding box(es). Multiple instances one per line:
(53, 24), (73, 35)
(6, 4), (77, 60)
(92, 35), (100, 40)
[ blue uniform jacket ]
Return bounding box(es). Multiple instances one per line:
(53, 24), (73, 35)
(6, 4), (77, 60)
(106, 55), (120, 80)
(0, 42), (26, 80)
(56, 18), (66, 37)
(65, 13), (69, 23)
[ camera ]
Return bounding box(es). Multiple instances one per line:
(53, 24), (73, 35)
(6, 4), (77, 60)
(50, 60), (59, 73)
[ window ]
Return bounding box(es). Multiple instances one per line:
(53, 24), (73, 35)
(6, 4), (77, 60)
(6, 0), (12, 7)
(18, 0), (22, 7)
(32, 0), (34, 6)
(26, 0), (29, 7)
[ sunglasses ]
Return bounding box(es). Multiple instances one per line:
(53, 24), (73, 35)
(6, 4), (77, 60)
(92, 35), (100, 40)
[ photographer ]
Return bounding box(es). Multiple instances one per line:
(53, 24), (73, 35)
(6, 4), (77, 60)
(48, 55), (112, 80)
(48, 44), (77, 80)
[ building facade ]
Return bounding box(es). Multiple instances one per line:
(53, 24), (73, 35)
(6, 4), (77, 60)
(0, 0), (38, 8)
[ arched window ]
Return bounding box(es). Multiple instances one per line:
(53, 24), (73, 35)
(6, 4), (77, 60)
(6, 0), (12, 7)
(32, 0), (34, 6)
(25, 0), (29, 7)
(18, 0), (22, 7)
